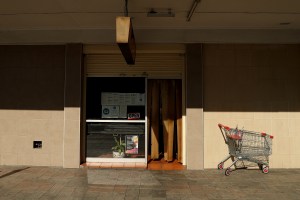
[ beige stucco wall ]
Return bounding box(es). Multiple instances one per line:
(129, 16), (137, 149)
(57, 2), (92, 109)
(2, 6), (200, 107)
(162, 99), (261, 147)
(0, 45), (66, 166)
(186, 44), (204, 169)
(203, 44), (300, 168)
(0, 45), (83, 168)
(63, 107), (81, 168)
(0, 110), (64, 166)
(63, 44), (83, 168)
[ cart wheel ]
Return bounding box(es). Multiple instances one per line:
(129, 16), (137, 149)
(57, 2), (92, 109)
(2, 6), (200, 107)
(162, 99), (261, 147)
(225, 168), (231, 176)
(262, 166), (269, 174)
(217, 162), (224, 170)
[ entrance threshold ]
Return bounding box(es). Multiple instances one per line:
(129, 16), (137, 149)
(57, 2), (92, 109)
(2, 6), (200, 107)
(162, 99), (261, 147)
(80, 162), (147, 169)
(147, 158), (186, 170)
(81, 159), (186, 170)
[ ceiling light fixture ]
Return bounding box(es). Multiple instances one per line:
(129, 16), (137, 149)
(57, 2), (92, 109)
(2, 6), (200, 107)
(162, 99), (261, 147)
(147, 8), (175, 17)
(186, 0), (201, 22)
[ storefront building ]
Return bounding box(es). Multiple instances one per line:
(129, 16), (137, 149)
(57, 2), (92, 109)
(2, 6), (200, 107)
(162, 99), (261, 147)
(0, 43), (299, 169)
(0, 1), (300, 170)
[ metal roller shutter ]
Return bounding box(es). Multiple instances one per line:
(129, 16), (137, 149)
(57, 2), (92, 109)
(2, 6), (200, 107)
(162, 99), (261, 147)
(84, 44), (185, 79)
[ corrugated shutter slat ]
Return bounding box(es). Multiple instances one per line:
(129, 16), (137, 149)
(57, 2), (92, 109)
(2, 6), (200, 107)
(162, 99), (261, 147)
(84, 45), (185, 79)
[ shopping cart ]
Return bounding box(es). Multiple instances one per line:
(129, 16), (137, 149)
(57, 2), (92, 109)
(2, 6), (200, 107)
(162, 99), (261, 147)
(217, 123), (274, 176)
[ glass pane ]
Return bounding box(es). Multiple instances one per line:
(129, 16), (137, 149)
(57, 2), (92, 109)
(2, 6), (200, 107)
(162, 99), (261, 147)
(86, 122), (145, 158)
(86, 77), (145, 119)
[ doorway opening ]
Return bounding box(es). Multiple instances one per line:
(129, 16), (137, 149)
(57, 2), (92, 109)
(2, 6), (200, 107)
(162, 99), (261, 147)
(147, 79), (184, 170)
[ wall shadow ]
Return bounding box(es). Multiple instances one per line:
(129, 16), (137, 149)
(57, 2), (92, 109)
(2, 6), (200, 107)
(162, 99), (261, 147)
(187, 43), (300, 112)
(0, 45), (65, 110)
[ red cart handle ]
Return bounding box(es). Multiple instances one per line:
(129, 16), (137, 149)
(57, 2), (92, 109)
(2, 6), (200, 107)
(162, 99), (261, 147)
(218, 123), (231, 131)
(261, 132), (274, 139)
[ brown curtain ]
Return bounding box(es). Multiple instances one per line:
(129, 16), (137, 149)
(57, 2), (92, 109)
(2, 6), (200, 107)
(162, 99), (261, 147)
(150, 81), (160, 159)
(148, 79), (182, 162)
(161, 80), (175, 161)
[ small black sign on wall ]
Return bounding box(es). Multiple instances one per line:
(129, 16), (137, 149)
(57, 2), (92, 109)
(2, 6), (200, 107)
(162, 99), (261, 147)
(33, 141), (42, 149)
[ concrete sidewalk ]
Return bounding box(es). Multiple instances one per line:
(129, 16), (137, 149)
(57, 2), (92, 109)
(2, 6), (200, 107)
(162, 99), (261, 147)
(1, 166), (300, 200)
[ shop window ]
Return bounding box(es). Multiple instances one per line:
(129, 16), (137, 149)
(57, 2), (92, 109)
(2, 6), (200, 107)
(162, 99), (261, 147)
(86, 77), (146, 159)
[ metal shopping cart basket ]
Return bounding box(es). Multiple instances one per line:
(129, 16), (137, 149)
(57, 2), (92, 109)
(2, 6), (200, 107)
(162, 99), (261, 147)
(217, 123), (274, 176)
